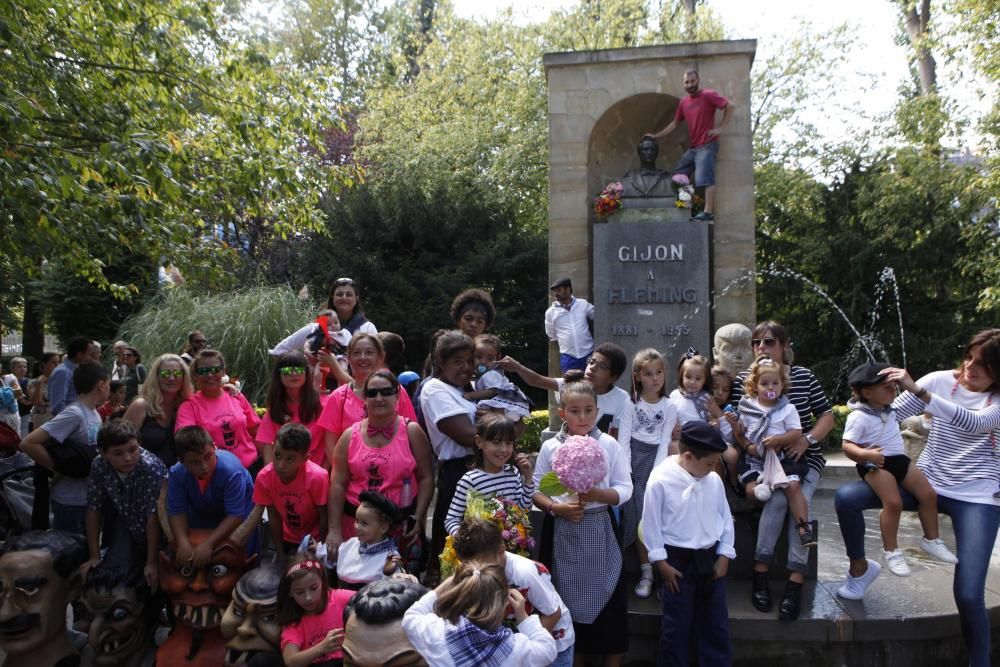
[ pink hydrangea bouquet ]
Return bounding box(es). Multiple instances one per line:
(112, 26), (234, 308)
(538, 435), (606, 497)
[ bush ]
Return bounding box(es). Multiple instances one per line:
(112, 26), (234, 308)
(827, 404), (850, 451)
(518, 410), (551, 455)
(116, 286), (316, 404)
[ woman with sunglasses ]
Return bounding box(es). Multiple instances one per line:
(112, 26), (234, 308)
(123, 354), (194, 467)
(256, 351), (330, 468)
(326, 371), (433, 567)
(834, 329), (1000, 667)
(175, 350), (262, 472)
(727, 320), (834, 621)
(122, 346), (147, 406)
(318, 333), (418, 465)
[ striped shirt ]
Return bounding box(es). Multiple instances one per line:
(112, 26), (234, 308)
(444, 465), (535, 535)
(730, 365), (832, 476)
(895, 370), (1000, 504)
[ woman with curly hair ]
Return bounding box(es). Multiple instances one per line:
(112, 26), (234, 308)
(449, 288), (495, 339)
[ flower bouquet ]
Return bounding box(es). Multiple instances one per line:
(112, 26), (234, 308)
(439, 492), (535, 578)
(671, 173), (695, 208)
(538, 434), (606, 502)
(593, 181), (623, 217)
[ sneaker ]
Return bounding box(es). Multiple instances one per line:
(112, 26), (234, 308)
(883, 548), (911, 576)
(691, 211), (715, 222)
(920, 537), (958, 564)
(837, 559), (881, 600)
(634, 577), (654, 599)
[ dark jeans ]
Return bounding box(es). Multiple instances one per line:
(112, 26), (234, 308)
(657, 552), (731, 666)
(835, 481), (1000, 667)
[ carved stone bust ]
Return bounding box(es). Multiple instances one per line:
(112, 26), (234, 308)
(713, 323), (754, 375)
(621, 137), (673, 198)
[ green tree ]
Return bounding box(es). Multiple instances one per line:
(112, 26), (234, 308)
(0, 0), (358, 346)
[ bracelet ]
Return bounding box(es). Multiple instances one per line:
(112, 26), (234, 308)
(546, 503), (556, 517)
(916, 387), (929, 401)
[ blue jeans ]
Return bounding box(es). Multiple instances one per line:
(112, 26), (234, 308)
(673, 140), (719, 187)
(835, 481), (1000, 667)
(755, 468), (820, 574)
(51, 501), (86, 536)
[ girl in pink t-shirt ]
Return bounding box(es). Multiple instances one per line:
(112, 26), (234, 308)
(176, 350), (261, 469)
(257, 351), (331, 468)
(278, 556), (355, 666)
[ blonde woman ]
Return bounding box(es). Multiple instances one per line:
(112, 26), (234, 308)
(123, 353), (193, 467)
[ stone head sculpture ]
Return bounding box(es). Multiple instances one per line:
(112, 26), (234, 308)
(713, 323), (754, 374)
(220, 563), (282, 666)
(0, 530), (88, 667)
(81, 563), (157, 667)
(342, 577), (429, 667)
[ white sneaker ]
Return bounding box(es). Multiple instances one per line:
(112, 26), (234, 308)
(634, 577), (654, 599)
(920, 537), (958, 564)
(837, 559), (882, 600)
(883, 549), (911, 576)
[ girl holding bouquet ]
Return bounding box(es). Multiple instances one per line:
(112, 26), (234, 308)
(533, 378), (633, 666)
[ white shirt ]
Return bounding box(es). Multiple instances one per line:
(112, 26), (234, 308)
(420, 378), (477, 460)
(505, 552), (575, 652)
(269, 322), (353, 356)
(544, 298), (594, 358)
(668, 389), (732, 443)
(335, 537), (396, 586)
(739, 398), (801, 444)
(642, 456), (736, 563)
(402, 590), (557, 667)
(630, 396), (677, 469)
(533, 432), (632, 510)
(843, 407), (906, 457)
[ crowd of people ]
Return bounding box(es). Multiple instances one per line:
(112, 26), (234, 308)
(3, 273), (998, 666)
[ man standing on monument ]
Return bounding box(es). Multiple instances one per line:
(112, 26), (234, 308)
(545, 277), (594, 373)
(645, 69), (733, 222)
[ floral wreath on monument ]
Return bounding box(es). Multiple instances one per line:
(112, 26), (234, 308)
(439, 491), (535, 578)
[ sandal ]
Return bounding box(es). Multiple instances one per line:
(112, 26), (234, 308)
(634, 576), (654, 599)
(798, 519), (818, 548)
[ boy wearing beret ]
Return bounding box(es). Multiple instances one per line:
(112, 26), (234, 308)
(642, 421), (735, 666)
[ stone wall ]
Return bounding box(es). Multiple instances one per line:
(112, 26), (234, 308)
(545, 41), (758, 344)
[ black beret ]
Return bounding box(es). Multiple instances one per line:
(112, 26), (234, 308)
(679, 420), (726, 453)
(549, 277), (572, 290)
(848, 362), (891, 388)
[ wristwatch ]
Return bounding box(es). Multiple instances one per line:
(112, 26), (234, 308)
(804, 434), (818, 446)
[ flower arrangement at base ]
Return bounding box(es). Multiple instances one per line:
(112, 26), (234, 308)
(538, 434), (606, 501)
(593, 181), (623, 217)
(439, 491), (535, 578)
(671, 173), (696, 208)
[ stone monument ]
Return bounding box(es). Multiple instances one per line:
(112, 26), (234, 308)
(545, 41), (757, 386)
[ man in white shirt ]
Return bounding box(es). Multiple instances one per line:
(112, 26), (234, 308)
(544, 277), (594, 374)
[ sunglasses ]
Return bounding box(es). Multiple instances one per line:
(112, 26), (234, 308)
(364, 386), (398, 398)
(334, 277), (355, 287)
(279, 366), (306, 376)
(195, 365), (225, 376)
(158, 369), (185, 379)
(751, 337), (778, 347)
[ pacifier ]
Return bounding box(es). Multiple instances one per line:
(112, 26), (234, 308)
(765, 391), (777, 400)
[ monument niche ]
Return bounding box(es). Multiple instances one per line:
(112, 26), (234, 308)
(593, 138), (711, 388)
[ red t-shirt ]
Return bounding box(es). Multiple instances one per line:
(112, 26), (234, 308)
(253, 460), (330, 542)
(256, 394), (331, 467)
(674, 88), (729, 148)
(280, 588), (355, 662)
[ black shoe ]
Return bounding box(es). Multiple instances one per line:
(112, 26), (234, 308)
(778, 580), (803, 621)
(751, 570), (772, 612)
(798, 519), (818, 548)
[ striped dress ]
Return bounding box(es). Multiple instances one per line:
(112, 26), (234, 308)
(444, 465), (534, 535)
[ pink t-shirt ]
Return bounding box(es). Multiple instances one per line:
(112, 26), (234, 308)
(253, 460), (330, 542)
(280, 588), (355, 662)
(256, 394), (331, 467)
(345, 417), (417, 507)
(175, 392), (262, 468)
(316, 380), (417, 439)
(674, 88), (730, 148)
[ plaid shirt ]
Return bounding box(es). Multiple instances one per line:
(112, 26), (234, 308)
(87, 448), (168, 543)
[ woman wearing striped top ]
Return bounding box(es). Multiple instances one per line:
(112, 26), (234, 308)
(729, 321), (835, 620)
(835, 329), (1000, 667)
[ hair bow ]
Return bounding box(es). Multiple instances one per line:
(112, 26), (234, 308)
(684, 347), (698, 359)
